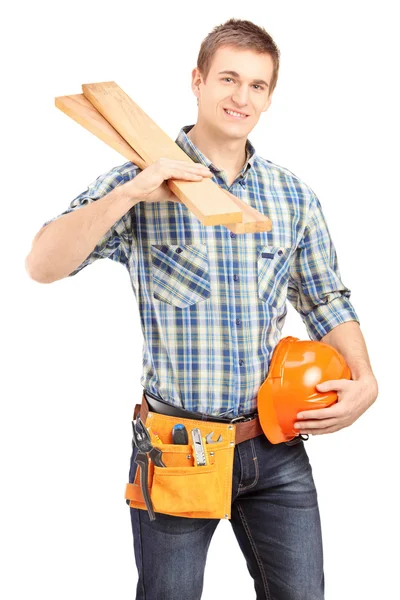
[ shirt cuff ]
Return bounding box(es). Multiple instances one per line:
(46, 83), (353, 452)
(302, 295), (360, 341)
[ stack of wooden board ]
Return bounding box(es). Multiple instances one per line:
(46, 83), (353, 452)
(55, 81), (272, 234)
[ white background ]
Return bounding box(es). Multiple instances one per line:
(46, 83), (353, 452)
(2, 1), (399, 598)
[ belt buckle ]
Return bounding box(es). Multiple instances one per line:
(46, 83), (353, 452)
(230, 413), (257, 424)
(230, 415), (246, 424)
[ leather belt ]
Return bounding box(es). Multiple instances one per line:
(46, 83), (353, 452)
(133, 390), (264, 445)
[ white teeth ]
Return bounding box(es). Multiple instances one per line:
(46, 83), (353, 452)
(225, 109), (247, 118)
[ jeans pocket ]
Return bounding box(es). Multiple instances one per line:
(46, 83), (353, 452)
(285, 434), (309, 446)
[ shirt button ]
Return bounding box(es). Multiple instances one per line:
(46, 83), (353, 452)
(239, 359), (244, 366)
(230, 232), (236, 238)
(233, 274), (239, 281)
(176, 247), (183, 253)
(278, 249), (283, 255)
(236, 319), (241, 325)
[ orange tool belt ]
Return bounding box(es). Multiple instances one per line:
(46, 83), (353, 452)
(124, 392), (263, 520)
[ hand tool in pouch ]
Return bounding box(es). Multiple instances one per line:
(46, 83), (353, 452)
(191, 428), (207, 466)
(172, 424), (189, 445)
(205, 432), (223, 443)
(131, 415), (166, 521)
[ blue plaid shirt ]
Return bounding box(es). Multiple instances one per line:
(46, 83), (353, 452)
(42, 124), (360, 417)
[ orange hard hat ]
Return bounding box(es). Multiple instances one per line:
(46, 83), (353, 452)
(257, 336), (351, 444)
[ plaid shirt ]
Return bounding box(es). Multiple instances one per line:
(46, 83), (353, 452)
(42, 125), (360, 417)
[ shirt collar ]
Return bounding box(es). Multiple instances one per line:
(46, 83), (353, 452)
(175, 124), (257, 179)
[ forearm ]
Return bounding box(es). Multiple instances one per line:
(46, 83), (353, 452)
(26, 185), (139, 283)
(321, 321), (377, 386)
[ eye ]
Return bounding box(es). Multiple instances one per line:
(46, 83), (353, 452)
(223, 78), (263, 90)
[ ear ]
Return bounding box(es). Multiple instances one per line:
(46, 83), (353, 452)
(191, 67), (202, 100)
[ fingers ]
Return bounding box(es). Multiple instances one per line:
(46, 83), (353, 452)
(305, 426), (341, 435)
(297, 405), (342, 420)
(172, 171), (210, 180)
(157, 158), (213, 181)
(170, 166), (213, 181)
(295, 420), (343, 435)
(294, 418), (338, 431)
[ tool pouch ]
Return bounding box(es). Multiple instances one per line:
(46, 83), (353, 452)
(125, 409), (236, 519)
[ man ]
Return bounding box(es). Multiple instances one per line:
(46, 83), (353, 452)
(26, 18), (378, 600)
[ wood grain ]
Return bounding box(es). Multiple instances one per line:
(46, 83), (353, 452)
(55, 83), (272, 233)
(82, 81), (271, 231)
(55, 94), (147, 168)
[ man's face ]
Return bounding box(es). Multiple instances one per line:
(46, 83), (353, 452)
(192, 45), (274, 140)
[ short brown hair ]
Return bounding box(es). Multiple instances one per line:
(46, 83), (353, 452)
(197, 18), (280, 97)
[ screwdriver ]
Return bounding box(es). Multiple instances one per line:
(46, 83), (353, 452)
(172, 424), (189, 444)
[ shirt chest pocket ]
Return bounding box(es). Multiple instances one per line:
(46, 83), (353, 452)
(257, 245), (293, 309)
(150, 243), (211, 308)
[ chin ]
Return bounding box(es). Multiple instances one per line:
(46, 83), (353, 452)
(221, 124), (251, 139)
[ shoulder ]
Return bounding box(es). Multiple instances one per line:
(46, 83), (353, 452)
(84, 160), (141, 195)
(97, 161), (141, 183)
(115, 160), (143, 181)
(254, 155), (316, 204)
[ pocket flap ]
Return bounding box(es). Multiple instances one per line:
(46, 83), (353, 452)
(150, 243), (211, 308)
(257, 244), (293, 307)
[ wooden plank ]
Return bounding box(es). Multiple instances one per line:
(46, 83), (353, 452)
(82, 82), (263, 228)
(81, 82), (241, 226)
(55, 94), (147, 168)
(219, 189), (272, 234)
(56, 87), (272, 233)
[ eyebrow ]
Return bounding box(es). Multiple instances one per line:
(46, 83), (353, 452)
(217, 70), (269, 87)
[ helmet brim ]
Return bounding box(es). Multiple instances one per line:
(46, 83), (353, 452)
(258, 376), (300, 444)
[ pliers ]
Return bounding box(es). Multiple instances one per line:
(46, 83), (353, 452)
(131, 415), (166, 521)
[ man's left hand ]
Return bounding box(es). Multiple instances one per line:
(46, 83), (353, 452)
(294, 376), (378, 435)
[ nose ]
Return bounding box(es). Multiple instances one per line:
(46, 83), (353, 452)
(231, 84), (250, 107)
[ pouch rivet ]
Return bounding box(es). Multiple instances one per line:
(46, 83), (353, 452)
(225, 514), (229, 519)
(210, 451), (215, 456)
(230, 441), (235, 446)
(186, 455), (191, 459)
(228, 425), (233, 430)
(148, 413), (152, 418)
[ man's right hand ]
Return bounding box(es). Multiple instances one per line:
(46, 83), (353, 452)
(25, 158), (214, 283)
(123, 158), (214, 204)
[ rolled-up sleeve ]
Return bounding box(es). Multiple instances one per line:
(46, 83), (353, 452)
(41, 162), (140, 276)
(287, 191), (360, 340)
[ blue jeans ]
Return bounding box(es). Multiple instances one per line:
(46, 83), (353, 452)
(127, 433), (324, 600)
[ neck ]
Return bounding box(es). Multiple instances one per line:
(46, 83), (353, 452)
(187, 121), (247, 177)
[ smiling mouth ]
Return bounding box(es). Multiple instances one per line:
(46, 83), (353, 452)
(223, 108), (249, 119)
